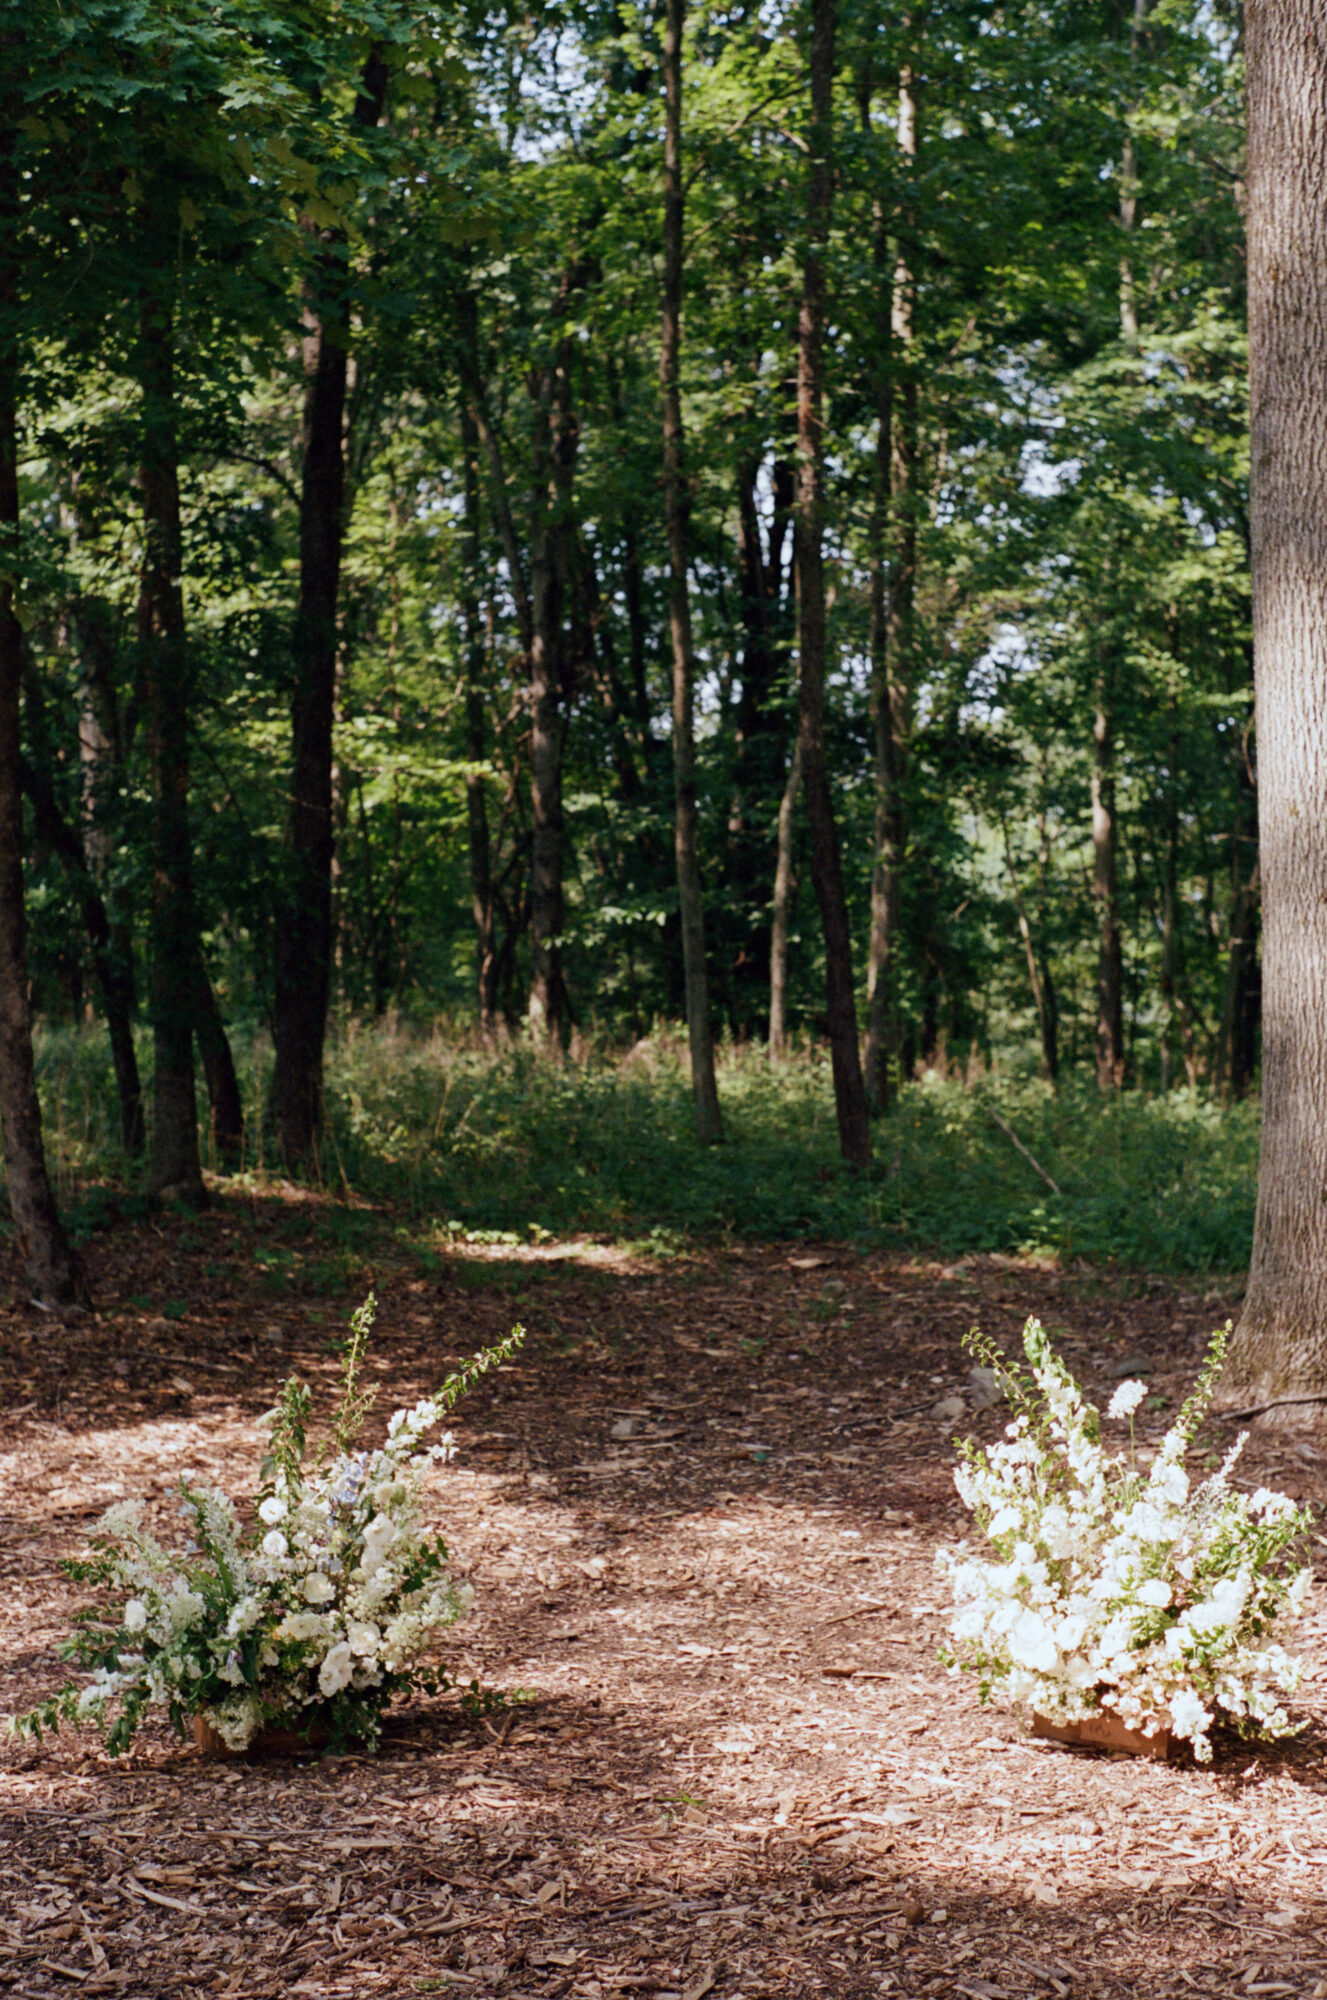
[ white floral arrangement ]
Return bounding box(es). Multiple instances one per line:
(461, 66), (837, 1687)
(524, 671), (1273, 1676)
(15, 1297), (522, 1757)
(938, 1317), (1312, 1762)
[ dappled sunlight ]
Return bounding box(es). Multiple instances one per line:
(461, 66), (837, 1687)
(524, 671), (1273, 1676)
(4, 1212), (1327, 1996)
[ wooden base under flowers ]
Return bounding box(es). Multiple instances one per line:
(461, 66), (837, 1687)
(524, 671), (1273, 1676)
(1032, 1709), (1173, 1760)
(192, 1713), (328, 1759)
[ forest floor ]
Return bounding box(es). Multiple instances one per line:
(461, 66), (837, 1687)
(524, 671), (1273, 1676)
(3, 1188), (1327, 1999)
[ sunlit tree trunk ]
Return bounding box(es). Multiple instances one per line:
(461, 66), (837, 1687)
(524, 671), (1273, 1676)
(795, 0), (870, 1168)
(768, 740), (801, 1063)
(662, 0), (722, 1143)
(864, 55), (918, 1117)
(1220, 0), (1327, 1420)
(526, 355), (571, 1047)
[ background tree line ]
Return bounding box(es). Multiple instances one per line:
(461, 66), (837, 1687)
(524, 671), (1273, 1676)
(0, 0), (1252, 1296)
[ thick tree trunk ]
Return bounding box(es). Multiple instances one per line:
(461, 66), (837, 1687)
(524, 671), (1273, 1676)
(271, 49), (387, 1163)
(0, 108), (83, 1303)
(1220, 2), (1327, 1419)
(768, 739), (802, 1063)
(137, 289), (205, 1206)
(1091, 682), (1124, 1090)
(795, 0), (870, 1169)
(662, 0), (722, 1144)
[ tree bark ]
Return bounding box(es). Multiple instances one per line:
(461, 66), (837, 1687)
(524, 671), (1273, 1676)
(662, 0), (722, 1144)
(271, 48), (388, 1162)
(1091, 678), (1124, 1090)
(863, 56), (918, 1117)
(526, 273), (586, 1048)
(0, 94), (84, 1303)
(1220, 1), (1327, 1418)
(795, 0), (870, 1168)
(458, 328), (498, 1042)
(136, 287), (205, 1205)
(769, 738), (802, 1063)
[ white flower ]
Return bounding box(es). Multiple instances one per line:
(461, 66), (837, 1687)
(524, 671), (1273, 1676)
(168, 1589), (206, 1631)
(303, 1572), (335, 1605)
(318, 1641), (354, 1696)
(261, 1530), (289, 1559)
(987, 1506), (1020, 1538)
(1135, 1578), (1171, 1609)
(258, 1496), (288, 1526)
(277, 1611), (325, 1642)
(1168, 1688), (1212, 1743)
(347, 1620), (381, 1657)
(360, 1516), (397, 1575)
(1107, 1381), (1147, 1420)
(124, 1598), (147, 1633)
(1150, 1462), (1189, 1506)
(1007, 1610), (1059, 1673)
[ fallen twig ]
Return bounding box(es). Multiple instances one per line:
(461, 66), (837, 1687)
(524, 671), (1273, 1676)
(1216, 1391), (1327, 1421)
(986, 1107), (1063, 1197)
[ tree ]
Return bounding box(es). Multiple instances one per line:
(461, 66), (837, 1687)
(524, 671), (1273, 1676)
(795, 0), (870, 1169)
(1218, 0), (1327, 1419)
(271, 41), (390, 1162)
(661, 0), (722, 1144)
(0, 50), (84, 1305)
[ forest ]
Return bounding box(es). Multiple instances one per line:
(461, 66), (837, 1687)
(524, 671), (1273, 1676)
(1, 0), (1254, 1281)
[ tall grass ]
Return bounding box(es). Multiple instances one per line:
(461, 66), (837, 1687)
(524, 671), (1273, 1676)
(22, 1020), (1259, 1273)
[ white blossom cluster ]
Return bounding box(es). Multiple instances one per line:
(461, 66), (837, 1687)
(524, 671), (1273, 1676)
(17, 1318), (520, 1758)
(937, 1317), (1312, 1762)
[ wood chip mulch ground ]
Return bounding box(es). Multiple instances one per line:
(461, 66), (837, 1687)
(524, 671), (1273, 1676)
(4, 1195), (1327, 1999)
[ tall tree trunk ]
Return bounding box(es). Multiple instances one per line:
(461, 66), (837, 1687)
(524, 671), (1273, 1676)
(137, 287), (205, 1205)
(795, 0), (870, 1169)
(73, 604), (144, 1154)
(768, 739), (802, 1063)
(1158, 697), (1181, 1091)
(662, 0), (722, 1144)
(0, 95), (83, 1303)
(271, 48), (388, 1162)
(525, 269), (587, 1047)
(1220, 1), (1327, 1417)
(863, 56), (918, 1117)
(1091, 676), (1124, 1090)
(526, 362), (570, 1046)
(459, 360), (498, 1042)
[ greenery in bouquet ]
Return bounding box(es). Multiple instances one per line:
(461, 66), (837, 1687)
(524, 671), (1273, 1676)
(15, 1297), (522, 1756)
(938, 1317), (1312, 1761)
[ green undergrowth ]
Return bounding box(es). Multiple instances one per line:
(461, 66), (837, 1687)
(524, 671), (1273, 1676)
(22, 1022), (1258, 1275)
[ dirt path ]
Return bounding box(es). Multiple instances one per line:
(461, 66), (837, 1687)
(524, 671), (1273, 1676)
(3, 1202), (1327, 1998)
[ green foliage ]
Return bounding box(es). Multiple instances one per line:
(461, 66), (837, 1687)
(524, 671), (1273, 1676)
(17, 1021), (1256, 1274)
